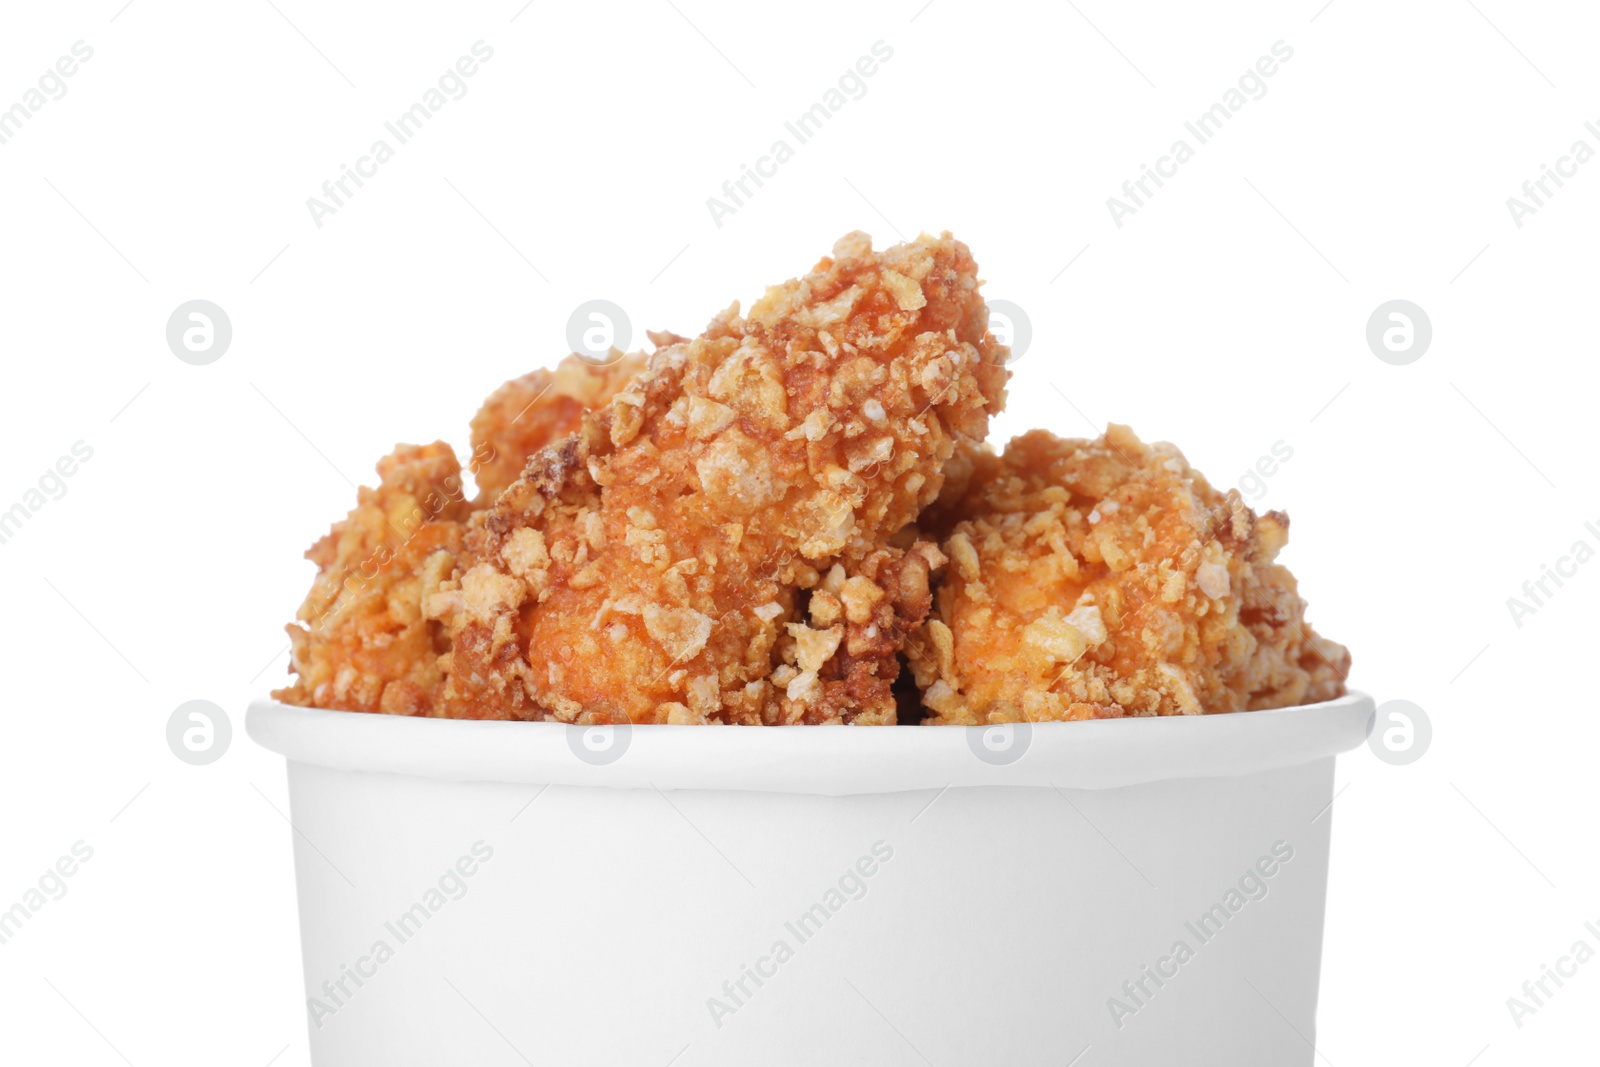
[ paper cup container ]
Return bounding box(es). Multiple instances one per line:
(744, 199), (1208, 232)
(248, 692), (1373, 1066)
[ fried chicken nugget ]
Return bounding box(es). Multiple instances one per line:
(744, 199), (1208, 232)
(469, 350), (649, 503)
(907, 426), (1349, 724)
(429, 231), (1009, 723)
(278, 350), (656, 715)
(274, 443), (473, 715)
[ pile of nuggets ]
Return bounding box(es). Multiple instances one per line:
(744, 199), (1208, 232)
(275, 232), (1348, 726)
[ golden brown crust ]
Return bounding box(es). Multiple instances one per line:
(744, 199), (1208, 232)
(273, 443), (472, 715)
(277, 236), (1351, 729)
(426, 231), (1009, 723)
(772, 540), (946, 725)
(277, 349), (656, 715)
(469, 352), (647, 504)
(906, 426), (1349, 724)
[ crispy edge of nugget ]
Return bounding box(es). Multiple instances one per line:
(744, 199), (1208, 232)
(907, 425), (1349, 724)
(274, 442), (472, 715)
(468, 350), (650, 504)
(279, 345), (659, 715)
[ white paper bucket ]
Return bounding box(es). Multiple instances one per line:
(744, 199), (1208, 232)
(247, 692), (1373, 1066)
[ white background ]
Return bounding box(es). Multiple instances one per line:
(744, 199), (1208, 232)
(0, 0), (1595, 1063)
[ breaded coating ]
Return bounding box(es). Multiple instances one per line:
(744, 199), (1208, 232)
(274, 443), (473, 715)
(277, 346), (663, 714)
(427, 231), (1009, 723)
(774, 538), (947, 725)
(275, 235), (1352, 728)
(907, 426), (1349, 724)
(469, 351), (648, 503)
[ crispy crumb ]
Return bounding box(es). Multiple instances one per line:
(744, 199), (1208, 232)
(906, 426), (1349, 724)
